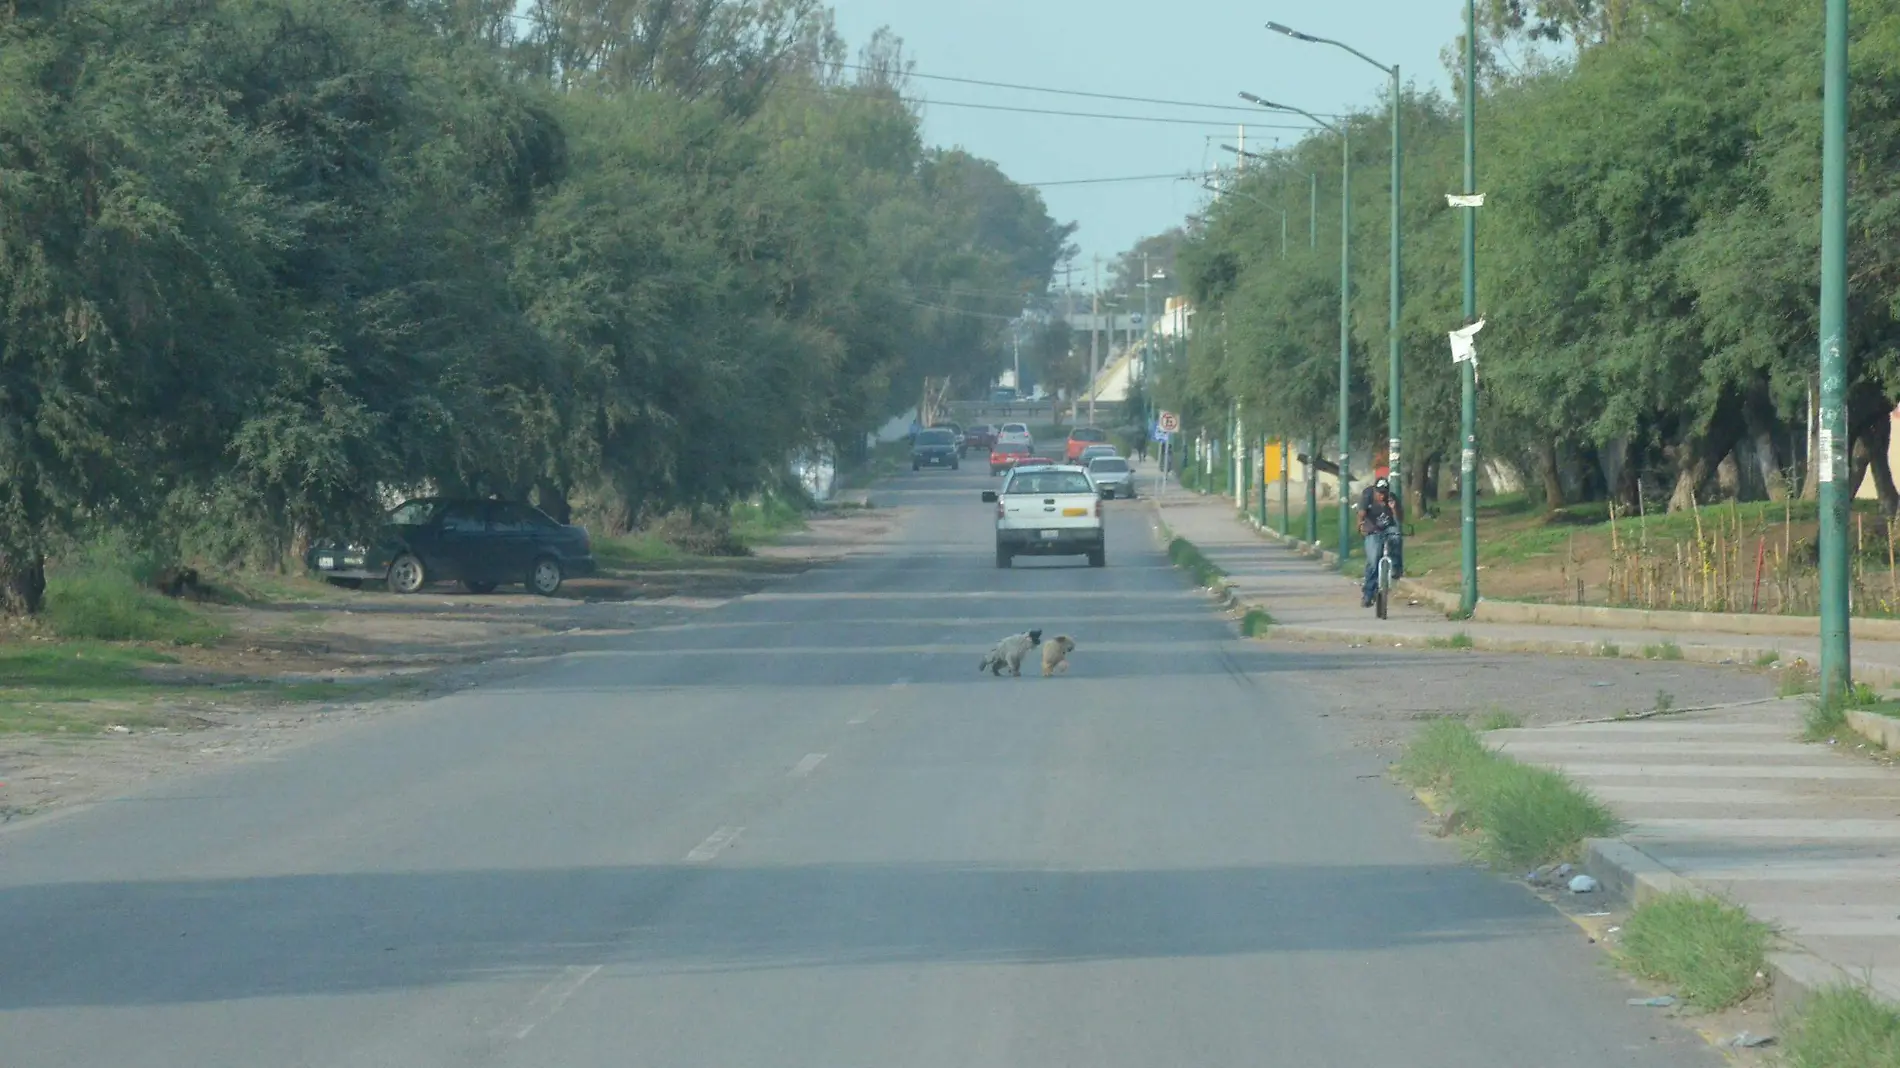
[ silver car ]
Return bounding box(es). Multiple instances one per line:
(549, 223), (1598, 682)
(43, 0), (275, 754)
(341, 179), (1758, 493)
(1087, 455), (1136, 499)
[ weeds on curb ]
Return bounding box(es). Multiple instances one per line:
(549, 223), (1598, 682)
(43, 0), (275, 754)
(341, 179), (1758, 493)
(1641, 640), (1683, 661)
(1782, 986), (1900, 1068)
(1617, 892), (1770, 1010)
(1239, 608), (1273, 637)
(1598, 642), (1621, 658)
(1428, 632), (1475, 650)
(1396, 720), (1620, 868)
(1166, 536), (1227, 589)
(1473, 710), (1523, 731)
(1805, 680), (1885, 739)
(1780, 658), (1819, 697)
(1755, 650), (1781, 668)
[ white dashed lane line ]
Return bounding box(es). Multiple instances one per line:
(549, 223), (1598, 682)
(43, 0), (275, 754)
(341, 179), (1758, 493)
(684, 825), (744, 863)
(789, 753), (827, 779)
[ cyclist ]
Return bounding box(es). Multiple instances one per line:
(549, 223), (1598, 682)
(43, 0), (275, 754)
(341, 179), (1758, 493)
(1359, 477), (1403, 608)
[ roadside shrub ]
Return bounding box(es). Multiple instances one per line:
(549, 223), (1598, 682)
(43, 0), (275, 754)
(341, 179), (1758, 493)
(645, 508), (750, 557)
(1398, 720), (1619, 868)
(1618, 893), (1771, 1010)
(1783, 986), (1900, 1068)
(43, 569), (224, 644)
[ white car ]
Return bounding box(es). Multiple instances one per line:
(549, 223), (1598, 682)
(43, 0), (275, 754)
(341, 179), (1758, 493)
(981, 464), (1106, 568)
(996, 422), (1033, 450)
(1087, 455), (1135, 499)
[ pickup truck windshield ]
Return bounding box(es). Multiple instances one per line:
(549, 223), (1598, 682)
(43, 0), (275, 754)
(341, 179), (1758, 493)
(1005, 471), (1094, 495)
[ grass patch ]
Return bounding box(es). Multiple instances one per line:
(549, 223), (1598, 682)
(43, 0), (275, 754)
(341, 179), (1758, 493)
(1781, 658), (1820, 697)
(1473, 710), (1523, 731)
(1755, 650), (1782, 668)
(1396, 720), (1620, 868)
(42, 570), (224, 645)
(730, 493), (808, 545)
(1782, 986), (1900, 1068)
(1166, 536), (1227, 589)
(0, 641), (182, 735)
(1598, 642), (1621, 658)
(594, 532), (686, 570)
(1641, 640), (1683, 661)
(1428, 631), (1475, 650)
(1617, 892), (1771, 1010)
(1240, 607), (1273, 637)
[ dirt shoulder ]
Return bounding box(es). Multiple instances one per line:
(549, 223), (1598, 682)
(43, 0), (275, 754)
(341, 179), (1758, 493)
(0, 507), (899, 824)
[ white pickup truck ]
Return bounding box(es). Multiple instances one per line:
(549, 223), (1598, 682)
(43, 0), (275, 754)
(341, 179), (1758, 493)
(981, 464), (1107, 568)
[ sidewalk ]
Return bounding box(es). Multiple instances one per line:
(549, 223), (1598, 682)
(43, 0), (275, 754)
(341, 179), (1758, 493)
(1148, 476), (1900, 1009)
(1148, 480), (1900, 686)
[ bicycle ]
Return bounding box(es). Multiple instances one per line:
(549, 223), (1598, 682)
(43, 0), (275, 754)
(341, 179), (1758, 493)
(1374, 531), (1401, 620)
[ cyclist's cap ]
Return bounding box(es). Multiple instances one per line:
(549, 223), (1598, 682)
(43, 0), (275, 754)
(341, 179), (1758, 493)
(1374, 477), (1391, 489)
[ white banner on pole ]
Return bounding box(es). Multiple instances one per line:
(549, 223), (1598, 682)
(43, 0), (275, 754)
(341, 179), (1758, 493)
(1446, 193), (1486, 207)
(1449, 319), (1487, 364)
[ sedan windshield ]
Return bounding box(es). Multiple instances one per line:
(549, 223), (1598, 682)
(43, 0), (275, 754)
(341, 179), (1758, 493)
(1005, 471), (1094, 495)
(1089, 459), (1129, 474)
(916, 430), (955, 445)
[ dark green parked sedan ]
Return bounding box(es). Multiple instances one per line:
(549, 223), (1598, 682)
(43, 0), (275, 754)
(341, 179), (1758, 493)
(306, 498), (596, 596)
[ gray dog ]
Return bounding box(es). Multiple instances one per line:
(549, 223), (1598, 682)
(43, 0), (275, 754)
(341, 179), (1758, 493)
(979, 629), (1042, 677)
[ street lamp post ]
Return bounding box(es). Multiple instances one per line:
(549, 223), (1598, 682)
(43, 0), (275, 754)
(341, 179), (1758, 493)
(1459, 0), (1480, 616)
(1242, 91), (1353, 563)
(1268, 22), (1402, 505)
(1819, 0), (1851, 705)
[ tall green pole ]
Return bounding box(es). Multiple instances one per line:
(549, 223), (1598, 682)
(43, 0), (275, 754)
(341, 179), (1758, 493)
(1388, 65), (1403, 507)
(1256, 435), (1268, 526)
(1459, 0), (1480, 617)
(1819, 0), (1852, 705)
(1338, 132), (1353, 564)
(1306, 435), (1319, 543)
(1279, 439), (1290, 535)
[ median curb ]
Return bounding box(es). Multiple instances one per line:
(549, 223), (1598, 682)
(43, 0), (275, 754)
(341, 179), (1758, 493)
(1149, 511), (1241, 611)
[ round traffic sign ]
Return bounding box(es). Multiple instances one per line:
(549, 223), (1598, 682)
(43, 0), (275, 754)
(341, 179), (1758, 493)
(1158, 411), (1181, 433)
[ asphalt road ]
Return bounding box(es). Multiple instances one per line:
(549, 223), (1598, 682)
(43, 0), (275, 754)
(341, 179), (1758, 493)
(0, 464), (1717, 1067)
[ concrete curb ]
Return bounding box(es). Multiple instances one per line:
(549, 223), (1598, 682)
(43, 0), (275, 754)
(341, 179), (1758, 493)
(1847, 708), (1900, 750)
(1150, 509), (1241, 611)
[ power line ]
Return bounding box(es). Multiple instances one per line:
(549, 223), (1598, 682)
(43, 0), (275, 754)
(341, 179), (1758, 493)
(837, 62), (1342, 118)
(1024, 172), (1209, 187)
(906, 97), (1317, 130)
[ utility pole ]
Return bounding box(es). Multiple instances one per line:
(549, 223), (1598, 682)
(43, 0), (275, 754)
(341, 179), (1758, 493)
(1388, 63), (1403, 508)
(1459, 0), (1481, 617)
(1819, 0), (1851, 705)
(1089, 255), (1100, 428)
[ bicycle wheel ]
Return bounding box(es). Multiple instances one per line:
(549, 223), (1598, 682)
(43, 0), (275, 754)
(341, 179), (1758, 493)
(1375, 558), (1391, 620)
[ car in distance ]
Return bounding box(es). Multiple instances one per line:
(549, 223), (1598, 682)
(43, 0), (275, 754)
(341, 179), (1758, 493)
(989, 441), (1031, 475)
(305, 498), (596, 596)
(930, 421), (966, 454)
(913, 428), (961, 470)
(964, 424), (998, 453)
(1087, 455), (1136, 499)
(1064, 426), (1110, 462)
(990, 387), (1019, 405)
(1078, 443), (1119, 464)
(996, 422), (1034, 449)
(981, 464), (1106, 568)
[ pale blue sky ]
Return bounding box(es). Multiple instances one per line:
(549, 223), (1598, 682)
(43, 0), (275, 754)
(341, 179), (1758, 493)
(825, 1), (1465, 287)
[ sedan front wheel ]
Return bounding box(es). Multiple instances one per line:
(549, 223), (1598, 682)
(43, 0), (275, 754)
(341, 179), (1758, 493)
(529, 556), (565, 597)
(387, 553), (426, 594)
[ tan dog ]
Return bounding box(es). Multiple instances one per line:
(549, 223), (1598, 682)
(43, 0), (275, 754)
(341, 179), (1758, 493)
(1040, 635), (1076, 676)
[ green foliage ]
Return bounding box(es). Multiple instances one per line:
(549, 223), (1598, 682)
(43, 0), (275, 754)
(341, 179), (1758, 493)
(1240, 607), (1273, 636)
(0, 1), (1070, 605)
(1165, 536), (1227, 589)
(1473, 710), (1523, 731)
(1398, 720), (1620, 868)
(1783, 986), (1900, 1068)
(43, 571), (223, 645)
(1167, 0), (1900, 525)
(1429, 632), (1476, 650)
(1617, 893), (1771, 1010)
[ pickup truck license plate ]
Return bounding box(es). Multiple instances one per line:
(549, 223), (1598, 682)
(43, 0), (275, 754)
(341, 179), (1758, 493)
(1039, 529), (1058, 539)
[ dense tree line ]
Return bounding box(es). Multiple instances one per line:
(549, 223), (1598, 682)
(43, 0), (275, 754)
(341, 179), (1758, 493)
(1163, 0), (1900, 518)
(0, 0), (1072, 611)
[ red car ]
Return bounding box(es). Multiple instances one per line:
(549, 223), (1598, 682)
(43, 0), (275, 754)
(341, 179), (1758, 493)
(965, 424), (998, 452)
(1065, 426), (1109, 462)
(989, 442), (1031, 476)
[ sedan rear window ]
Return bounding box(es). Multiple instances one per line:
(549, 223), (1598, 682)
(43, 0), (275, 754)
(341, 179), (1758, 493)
(916, 430), (955, 445)
(1005, 471), (1094, 495)
(1089, 459), (1129, 473)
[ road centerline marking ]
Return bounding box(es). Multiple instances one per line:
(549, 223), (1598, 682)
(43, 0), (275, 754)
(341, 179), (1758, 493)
(684, 825), (744, 863)
(503, 964), (602, 1041)
(789, 753), (827, 778)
